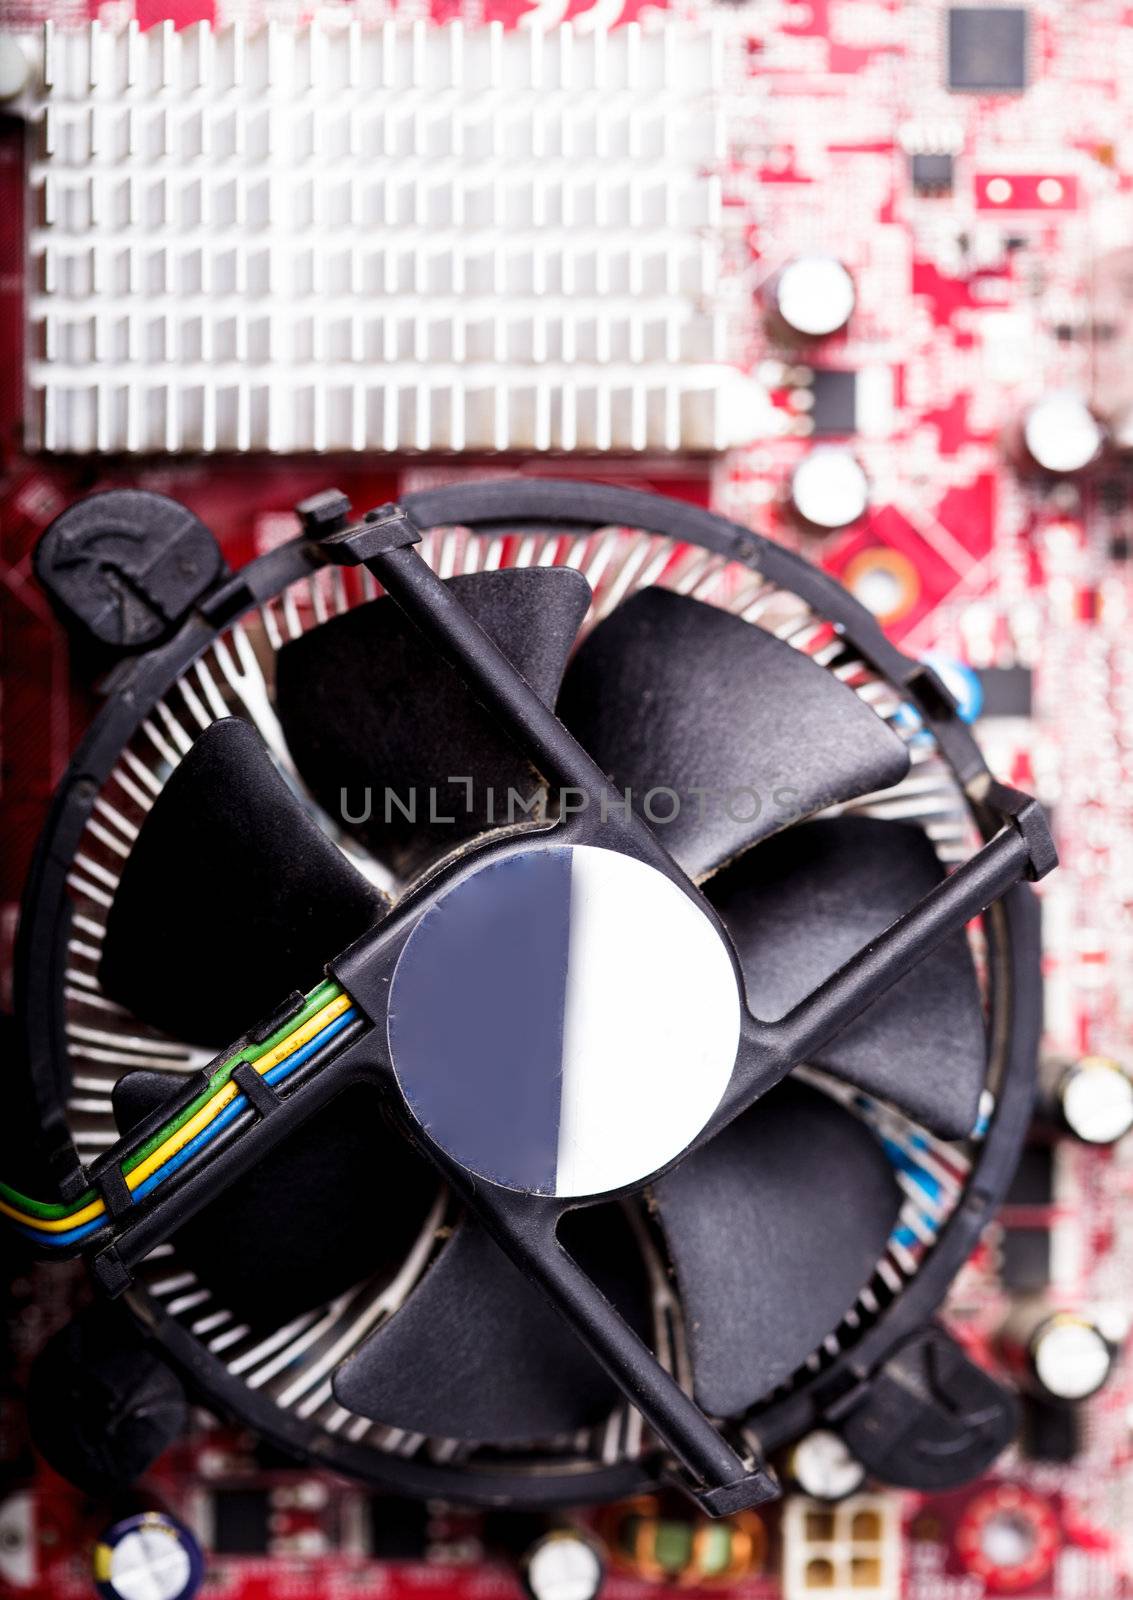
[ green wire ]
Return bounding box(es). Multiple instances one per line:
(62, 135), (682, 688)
(1, 979), (342, 1222)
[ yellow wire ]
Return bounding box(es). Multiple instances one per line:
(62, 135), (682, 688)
(5, 993), (352, 1235)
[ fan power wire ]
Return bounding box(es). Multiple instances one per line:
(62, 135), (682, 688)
(1, 981), (355, 1244)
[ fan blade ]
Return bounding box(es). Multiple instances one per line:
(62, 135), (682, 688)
(652, 1081), (902, 1417)
(113, 1072), (440, 1325)
(332, 1208), (650, 1443)
(99, 717), (384, 1046)
(557, 588), (909, 879)
(275, 568), (592, 875)
(710, 816), (985, 1138)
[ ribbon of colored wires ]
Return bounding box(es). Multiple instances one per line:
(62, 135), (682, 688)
(1, 980), (357, 1247)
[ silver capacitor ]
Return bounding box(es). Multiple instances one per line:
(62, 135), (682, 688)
(1056, 1056), (1133, 1145)
(1015, 392), (1106, 475)
(766, 256), (857, 340)
(1001, 1307), (1115, 1403)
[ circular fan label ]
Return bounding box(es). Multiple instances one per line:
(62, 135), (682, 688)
(388, 843), (741, 1198)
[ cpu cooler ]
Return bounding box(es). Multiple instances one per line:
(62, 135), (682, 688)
(13, 478), (1053, 1511)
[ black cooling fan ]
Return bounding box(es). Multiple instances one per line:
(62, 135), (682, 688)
(16, 479), (1053, 1512)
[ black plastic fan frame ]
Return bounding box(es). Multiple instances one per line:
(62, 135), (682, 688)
(17, 478), (1052, 1513)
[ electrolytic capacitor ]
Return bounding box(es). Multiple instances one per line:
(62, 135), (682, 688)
(520, 1529), (606, 1600)
(789, 447), (870, 530)
(1014, 392), (1106, 476)
(1000, 1307), (1115, 1403)
(765, 256), (857, 341)
(93, 1511), (204, 1600)
(1055, 1056), (1133, 1145)
(785, 1429), (867, 1501)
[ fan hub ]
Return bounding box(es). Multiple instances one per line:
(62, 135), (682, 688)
(387, 843), (741, 1198)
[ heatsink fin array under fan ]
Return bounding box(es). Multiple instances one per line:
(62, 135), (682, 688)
(40, 494), (1001, 1476)
(18, 18), (749, 454)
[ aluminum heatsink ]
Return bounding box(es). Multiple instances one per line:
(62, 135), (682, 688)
(20, 17), (746, 455)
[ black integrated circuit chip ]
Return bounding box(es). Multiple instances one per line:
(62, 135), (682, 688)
(212, 1488), (273, 1555)
(810, 369), (857, 435)
(1005, 1141), (1053, 1205)
(369, 1497), (430, 1558)
(911, 152), (955, 194)
(1022, 1397), (1080, 1462)
(978, 664), (1033, 717)
(947, 7), (1029, 92)
(1000, 1226), (1051, 1292)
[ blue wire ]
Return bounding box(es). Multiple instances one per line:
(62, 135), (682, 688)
(20, 1009), (357, 1250)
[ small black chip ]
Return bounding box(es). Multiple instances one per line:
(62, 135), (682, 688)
(1005, 1142), (1053, 1206)
(368, 1497), (429, 1559)
(977, 664), (1032, 717)
(810, 369), (857, 435)
(1022, 1397), (1080, 1462)
(213, 1489), (272, 1555)
(1000, 1226), (1051, 1292)
(911, 152), (955, 194)
(947, 7), (1029, 92)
